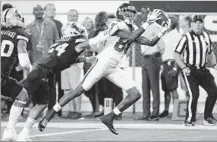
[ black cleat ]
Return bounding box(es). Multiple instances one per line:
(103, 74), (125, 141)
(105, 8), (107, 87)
(100, 115), (118, 135)
(38, 109), (56, 131)
(38, 119), (49, 131)
(184, 120), (195, 127)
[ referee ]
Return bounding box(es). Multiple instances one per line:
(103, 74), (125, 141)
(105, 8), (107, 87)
(174, 15), (217, 126)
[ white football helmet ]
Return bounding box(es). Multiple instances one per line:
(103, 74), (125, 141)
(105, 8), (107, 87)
(61, 22), (88, 39)
(1, 8), (24, 28)
(116, 3), (137, 25)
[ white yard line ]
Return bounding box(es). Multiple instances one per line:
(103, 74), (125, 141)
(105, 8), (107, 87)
(29, 128), (106, 138)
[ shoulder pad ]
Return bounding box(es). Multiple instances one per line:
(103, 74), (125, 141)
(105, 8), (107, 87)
(16, 28), (30, 42)
(16, 28), (29, 36)
(109, 20), (127, 31)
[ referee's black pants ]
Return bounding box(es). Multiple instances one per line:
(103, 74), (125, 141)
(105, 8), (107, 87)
(182, 66), (217, 122)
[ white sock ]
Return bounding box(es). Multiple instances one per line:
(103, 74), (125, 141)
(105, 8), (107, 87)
(113, 107), (122, 115)
(24, 117), (36, 129)
(7, 105), (23, 129)
(20, 117), (36, 136)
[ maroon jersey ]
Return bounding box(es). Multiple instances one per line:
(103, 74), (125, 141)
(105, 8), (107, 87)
(1, 27), (29, 76)
(37, 35), (87, 71)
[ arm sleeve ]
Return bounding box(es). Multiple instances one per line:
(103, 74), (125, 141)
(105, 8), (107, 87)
(174, 35), (187, 54)
(17, 40), (31, 70)
(18, 53), (31, 68)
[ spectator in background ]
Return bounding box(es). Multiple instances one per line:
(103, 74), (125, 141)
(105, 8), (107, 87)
(135, 7), (165, 121)
(177, 16), (192, 99)
(26, 4), (59, 63)
(44, 3), (62, 37)
(67, 9), (79, 23)
(159, 16), (181, 118)
(44, 3), (64, 116)
(26, 4), (59, 113)
(61, 9), (84, 119)
(82, 17), (101, 117)
(83, 17), (95, 37)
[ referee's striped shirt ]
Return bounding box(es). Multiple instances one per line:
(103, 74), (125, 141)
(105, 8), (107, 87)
(175, 30), (212, 68)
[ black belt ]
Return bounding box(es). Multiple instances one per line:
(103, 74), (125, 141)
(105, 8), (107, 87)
(186, 64), (205, 70)
(144, 52), (161, 58)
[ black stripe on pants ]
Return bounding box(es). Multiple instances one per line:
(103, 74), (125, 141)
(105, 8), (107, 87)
(182, 67), (217, 122)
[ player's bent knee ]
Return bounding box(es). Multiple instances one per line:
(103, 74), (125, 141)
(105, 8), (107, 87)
(126, 87), (141, 100)
(14, 88), (28, 107)
(16, 88), (29, 102)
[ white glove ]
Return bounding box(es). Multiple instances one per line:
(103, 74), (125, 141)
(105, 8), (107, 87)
(146, 9), (162, 24)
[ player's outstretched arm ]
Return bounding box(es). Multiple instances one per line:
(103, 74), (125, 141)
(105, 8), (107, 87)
(75, 41), (90, 52)
(75, 32), (107, 52)
(135, 19), (171, 46)
(17, 39), (32, 74)
(116, 9), (162, 41)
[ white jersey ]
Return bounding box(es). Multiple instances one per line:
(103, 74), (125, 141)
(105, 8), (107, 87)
(89, 19), (135, 66)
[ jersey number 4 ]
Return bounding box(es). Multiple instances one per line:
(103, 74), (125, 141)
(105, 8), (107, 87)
(48, 43), (69, 56)
(1, 40), (14, 57)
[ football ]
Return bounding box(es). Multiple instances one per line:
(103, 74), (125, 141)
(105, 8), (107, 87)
(154, 9), (169, 26)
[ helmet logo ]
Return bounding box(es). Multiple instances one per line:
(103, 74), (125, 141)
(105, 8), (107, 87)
(116, 3), (137, 24)
(14, 10), (22, 19)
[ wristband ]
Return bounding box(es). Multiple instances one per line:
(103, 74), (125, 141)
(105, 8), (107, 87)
(181, 66), (187, 70)
(53, 103), (62, 112)
(173, 67), (177, 71)
(141, 22), (150, 30)
(157, 32), (163, 38)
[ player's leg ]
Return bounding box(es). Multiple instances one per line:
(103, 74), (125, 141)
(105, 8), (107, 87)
(38, 58), (107, 131)
(18, 80), (49, 141)
(100, 68), (141, 135)
(58, 58), (105, 109)
(18, 65), (50, 141)
(1, 75), (28, 141)
(159, 74), (170, 118)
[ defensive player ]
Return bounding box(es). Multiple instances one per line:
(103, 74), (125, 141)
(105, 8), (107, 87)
(39, 3), (171, 135)
(1, 8), (32, 141)
(16, 22), (88, 141)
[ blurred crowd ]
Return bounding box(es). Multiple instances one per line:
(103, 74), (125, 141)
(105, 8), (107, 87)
(0, 2), (204, 121)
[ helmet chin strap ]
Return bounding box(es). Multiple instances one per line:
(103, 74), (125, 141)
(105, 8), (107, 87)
(123, 18), (134, 25)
